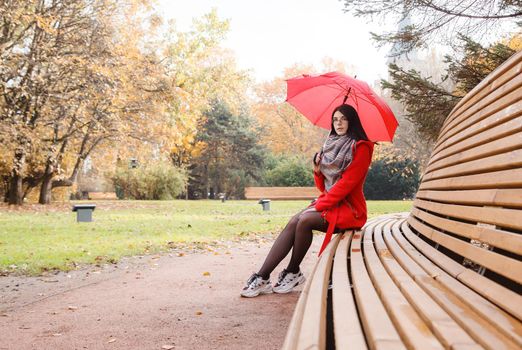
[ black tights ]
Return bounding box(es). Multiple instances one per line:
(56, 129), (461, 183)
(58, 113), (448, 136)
(257, 208), (330, 279)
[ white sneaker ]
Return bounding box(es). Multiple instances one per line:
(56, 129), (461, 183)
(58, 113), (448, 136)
(240, 273), (273, 298)
(273, 269), (306, 294)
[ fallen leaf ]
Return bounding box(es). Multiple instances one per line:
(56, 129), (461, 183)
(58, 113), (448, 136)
(195, 311), (203, 315)
(161, 345), (175, 350)
(202, 272), (210, 276)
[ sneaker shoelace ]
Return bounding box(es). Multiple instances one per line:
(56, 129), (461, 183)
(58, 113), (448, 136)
(276, 269), (287, 285)
(278, 269), (296, 286)
(246, 273), (262, 289)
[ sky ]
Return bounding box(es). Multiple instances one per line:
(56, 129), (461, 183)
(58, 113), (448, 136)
(156, 0), (395, 85)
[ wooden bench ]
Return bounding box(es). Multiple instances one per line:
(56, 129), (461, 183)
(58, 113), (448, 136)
(244, 187), (320, 200)
(282, 50), (522, 350)
(87, 191), (118, 200)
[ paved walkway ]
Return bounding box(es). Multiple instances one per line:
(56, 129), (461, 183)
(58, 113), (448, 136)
(0, 236), (322, 349)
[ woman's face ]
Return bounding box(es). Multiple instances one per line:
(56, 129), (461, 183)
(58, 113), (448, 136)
(332, 111), (349, 136)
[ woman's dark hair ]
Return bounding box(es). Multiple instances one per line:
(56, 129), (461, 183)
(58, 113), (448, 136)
(330, 104), (369, 141)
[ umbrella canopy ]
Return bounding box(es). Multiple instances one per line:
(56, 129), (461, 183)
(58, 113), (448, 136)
(285, 72), (398, 142)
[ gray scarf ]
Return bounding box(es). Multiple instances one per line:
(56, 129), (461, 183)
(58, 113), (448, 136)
(319, 134), (356, 192)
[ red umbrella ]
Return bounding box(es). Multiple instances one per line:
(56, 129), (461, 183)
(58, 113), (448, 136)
(285, 72), (398, 142)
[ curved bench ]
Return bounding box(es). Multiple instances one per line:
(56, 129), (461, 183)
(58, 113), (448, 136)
(282, 50), (522, 350)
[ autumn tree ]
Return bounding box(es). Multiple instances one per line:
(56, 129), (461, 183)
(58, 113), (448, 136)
(0, 0), (163, 204)
(163, 11), (250, 169)
(0, 0), (181, 204)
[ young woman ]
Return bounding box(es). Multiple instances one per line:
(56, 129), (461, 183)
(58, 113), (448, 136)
(241, 104), (375, 297)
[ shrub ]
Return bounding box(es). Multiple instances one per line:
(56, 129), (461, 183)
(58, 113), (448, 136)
(263, 155), (314, 187)
(364, 156), (420, 200)
(112, 162), (187, 200)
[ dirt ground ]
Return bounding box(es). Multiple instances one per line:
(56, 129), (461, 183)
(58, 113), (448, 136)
(0, 235), (323, 350)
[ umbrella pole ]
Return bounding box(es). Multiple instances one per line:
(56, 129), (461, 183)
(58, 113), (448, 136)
(342, 87), (352, 104)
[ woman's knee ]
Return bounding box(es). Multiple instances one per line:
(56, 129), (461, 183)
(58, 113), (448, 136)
(296, 212), (320, 232)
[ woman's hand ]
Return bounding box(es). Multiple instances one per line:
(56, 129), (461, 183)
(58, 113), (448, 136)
(313, 152), (322, 174)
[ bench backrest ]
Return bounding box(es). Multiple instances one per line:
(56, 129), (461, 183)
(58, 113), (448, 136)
(407, 50), (522, 307)
(244, 186), (320, 200)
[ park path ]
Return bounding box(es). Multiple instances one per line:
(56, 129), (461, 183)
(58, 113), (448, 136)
(0, 235), (322, 350)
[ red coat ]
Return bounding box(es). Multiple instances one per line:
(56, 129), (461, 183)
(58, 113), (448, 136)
(312, 140), (374, 255)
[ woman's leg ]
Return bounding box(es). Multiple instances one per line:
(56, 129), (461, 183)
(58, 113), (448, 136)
(257, 209), (307, 279)
(285, 211), (328, 273)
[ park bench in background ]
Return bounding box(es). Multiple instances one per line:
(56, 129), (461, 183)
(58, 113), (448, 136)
(244, 187), (320, 200)
(282, 50), (522, 349)
(87, 191), (118, 200)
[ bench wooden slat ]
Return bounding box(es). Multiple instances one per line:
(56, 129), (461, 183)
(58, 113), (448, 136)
(244, 187), (320, 200)
(363, 218), (444, 349)
(435, 59), (522, 147)
(431, 98), (522, 162)
(427, 126), (522, 175)
(331, 230), (368, 350)
(416, 189), (522, 208)
(410, 206), (522, 255)
(296, 233), (341, 350)
(438, 50), (522, 136)
(432, 91), (522, 164)
(434, 69), (522, 144)
(401, 221), (522, 326)
(427, 115), (522, 170)
(282, 242), (324, 350)
(351, 217), (406, 350)
(419, 168), (522, 190)
(407, 215), (522, 284)
(399, 221), (522, 348)
(381, 219), (480, 349)
(437, 73), (522, 148)
(423, 148), (522, 182)
(416, 273), (521, 349)
(398, 220), (522, 328)
(413, 198), (522, 231)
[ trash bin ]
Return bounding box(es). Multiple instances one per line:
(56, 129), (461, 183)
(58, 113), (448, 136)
(72, 204), (96, 222)
(258, 199), (271, 211)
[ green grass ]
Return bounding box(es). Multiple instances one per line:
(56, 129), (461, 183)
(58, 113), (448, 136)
(0, 200), (412, 275)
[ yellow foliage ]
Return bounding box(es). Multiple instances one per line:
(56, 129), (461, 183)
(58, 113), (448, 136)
(503, 32), (522, 51)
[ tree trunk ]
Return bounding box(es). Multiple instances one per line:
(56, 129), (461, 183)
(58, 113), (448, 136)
(8, 145), (27, 205)
(2, 176), (9, 203)
(39, 173), (53, 204)
(8, 174), (24, 205)
(202, 164), (209, 199)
